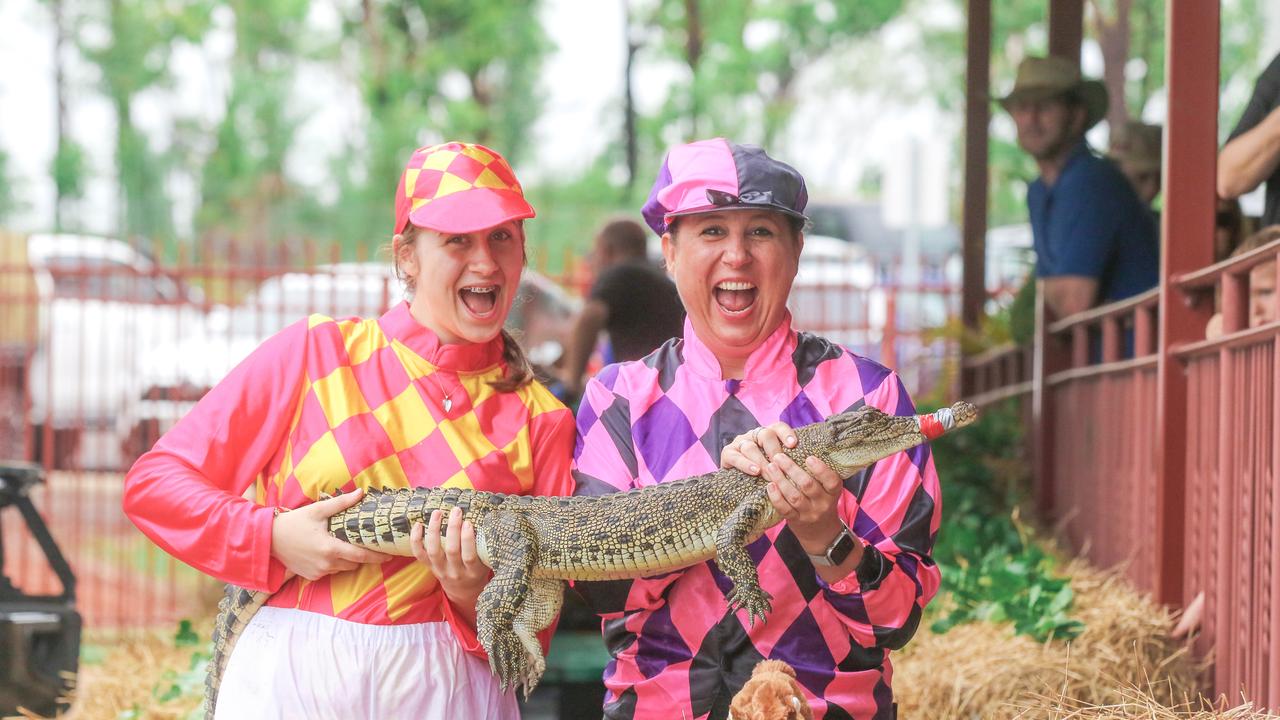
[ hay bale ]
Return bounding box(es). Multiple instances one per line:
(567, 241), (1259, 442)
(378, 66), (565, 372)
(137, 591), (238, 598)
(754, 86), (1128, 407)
(895, 560), (1213, 719)
(52, 628), (206, 720)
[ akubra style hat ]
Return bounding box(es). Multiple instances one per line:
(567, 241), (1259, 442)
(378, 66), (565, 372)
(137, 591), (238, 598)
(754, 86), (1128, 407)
(641, 138), (809, 237)
(1108, 120), (1163, 173)
(394, 142), (535, 235)
(998, 56), (1109, 130)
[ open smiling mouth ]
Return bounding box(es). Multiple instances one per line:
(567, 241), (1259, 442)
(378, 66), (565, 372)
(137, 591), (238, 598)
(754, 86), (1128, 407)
(714, 280), (758, 314)
(459, 285), (499, 317)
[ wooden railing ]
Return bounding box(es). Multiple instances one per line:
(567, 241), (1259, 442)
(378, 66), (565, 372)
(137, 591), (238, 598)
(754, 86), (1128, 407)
(961, 240), (1280, 707)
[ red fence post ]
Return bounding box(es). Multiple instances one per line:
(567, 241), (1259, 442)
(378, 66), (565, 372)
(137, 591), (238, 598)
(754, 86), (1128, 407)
(1157, 0), (1218, 607)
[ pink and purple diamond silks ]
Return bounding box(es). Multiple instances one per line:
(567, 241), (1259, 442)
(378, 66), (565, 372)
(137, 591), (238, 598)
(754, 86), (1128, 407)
(572, 316), (942, 720)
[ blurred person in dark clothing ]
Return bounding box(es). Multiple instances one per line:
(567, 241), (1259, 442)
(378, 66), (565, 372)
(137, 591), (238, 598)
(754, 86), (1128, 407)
(1215, 197), (1246, 263)
(1220, 52), (1280, 228)
(560, 217), (684, 398)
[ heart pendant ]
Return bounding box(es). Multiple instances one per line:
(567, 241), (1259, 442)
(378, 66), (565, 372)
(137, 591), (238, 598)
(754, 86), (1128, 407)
(443, 397), (452, 413)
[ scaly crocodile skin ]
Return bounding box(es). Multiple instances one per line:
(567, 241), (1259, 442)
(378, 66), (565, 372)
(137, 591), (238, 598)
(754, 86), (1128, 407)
(204, 401), (977, 716)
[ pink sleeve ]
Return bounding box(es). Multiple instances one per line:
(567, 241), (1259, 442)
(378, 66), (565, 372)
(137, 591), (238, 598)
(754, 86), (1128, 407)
(811, 370), (943, 651)
(122, 319), (310, 592)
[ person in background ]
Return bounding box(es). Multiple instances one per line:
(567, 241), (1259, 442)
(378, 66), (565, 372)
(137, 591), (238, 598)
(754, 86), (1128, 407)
(560, 217), (684, 399)
(1000, 55), (1160, 319)
(123, 142), (575, 719)
(1204, 225), (1280, 340)
(1215, 197), (1247, 263)
(573, 138), (941, 719)
(1219, 52), (1280, 228)
(1109, 120), (1163, 209)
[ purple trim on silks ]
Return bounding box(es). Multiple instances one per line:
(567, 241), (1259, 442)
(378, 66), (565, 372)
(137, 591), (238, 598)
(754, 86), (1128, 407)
(853, 508), (888, 546)
(709, 560), (735, 597)
(574, 401), (600, 454)
(772, 608), (838, 696)
(856, 357), (895, 398)
(819, 579), (872, 624)
(633, 395), (699, 482)
(597, 362), (622, 391)
(896, 553), (922, 595)
(872, 676), (895, 719)
(780, 390), (823, 428)
(636, 603), (693, 678)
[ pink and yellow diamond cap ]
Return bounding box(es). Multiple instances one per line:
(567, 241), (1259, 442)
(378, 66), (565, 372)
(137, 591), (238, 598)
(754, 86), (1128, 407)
(394, 142), (536, 235)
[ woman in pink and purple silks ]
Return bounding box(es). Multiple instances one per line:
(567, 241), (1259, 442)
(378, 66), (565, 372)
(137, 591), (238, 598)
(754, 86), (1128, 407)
(571, 138), (942, 720)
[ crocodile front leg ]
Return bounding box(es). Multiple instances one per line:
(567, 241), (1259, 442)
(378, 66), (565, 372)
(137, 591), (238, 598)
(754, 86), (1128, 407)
(510, 577), (564, 694)
(714, 488), (775, 625)
(475, 510), (540, 696)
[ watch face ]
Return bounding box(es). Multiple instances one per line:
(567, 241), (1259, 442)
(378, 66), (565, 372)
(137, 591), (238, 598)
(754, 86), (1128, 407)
(827, 529), (857, 566)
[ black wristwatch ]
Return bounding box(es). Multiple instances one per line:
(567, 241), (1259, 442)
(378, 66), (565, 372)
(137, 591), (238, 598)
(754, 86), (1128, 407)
(805, 522), (859, 567)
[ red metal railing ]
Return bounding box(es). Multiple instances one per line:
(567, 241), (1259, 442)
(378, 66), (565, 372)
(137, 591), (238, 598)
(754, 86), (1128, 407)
(1174, 240), (1280, 707)
(1040, 288), (1161, 594)
(962, 238), (1280, 707)
(0, 232), (968, 630)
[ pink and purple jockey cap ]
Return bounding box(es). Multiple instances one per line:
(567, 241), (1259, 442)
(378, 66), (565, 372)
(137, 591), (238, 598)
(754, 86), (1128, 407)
(394, 142), (536, 235)
(641, 138), (809, 236)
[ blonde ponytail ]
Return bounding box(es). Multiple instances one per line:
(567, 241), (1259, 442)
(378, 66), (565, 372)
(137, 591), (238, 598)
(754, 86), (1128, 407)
(490, 328), (535, 392)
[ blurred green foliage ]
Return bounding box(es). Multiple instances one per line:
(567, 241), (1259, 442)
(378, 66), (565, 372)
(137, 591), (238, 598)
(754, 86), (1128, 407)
(0, 150), (18, 223)
(929, 398), (1085, 642)
(5, 0), (1266, 266)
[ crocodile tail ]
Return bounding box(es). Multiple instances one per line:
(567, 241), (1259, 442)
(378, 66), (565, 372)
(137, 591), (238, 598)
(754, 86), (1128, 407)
(205, 584), (268, 720)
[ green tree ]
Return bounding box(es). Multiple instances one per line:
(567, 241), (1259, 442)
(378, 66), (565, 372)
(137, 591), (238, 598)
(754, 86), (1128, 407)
(78, 0), (210, 245)
(195, 0), (309, 254)
(42, 0), (88, 231)
(0, 149), (19, 223)
(636, 0), (902, 150)
(323, 0), (552, 254)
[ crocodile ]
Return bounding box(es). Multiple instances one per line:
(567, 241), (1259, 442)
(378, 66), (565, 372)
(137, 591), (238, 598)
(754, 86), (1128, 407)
(204, 401), (976, 716)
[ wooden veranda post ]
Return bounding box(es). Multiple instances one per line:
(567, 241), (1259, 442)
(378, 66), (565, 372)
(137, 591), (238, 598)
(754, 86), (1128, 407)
(1157, 0), (1218, 607)
(1048, 0), (1084, 62)
(960, 0), (991, 356)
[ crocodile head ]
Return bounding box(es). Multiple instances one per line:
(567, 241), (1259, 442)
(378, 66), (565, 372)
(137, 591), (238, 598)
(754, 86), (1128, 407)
(811, 401), (978, 477)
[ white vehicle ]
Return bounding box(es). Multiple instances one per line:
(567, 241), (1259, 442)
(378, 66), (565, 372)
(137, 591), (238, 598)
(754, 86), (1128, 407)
(19, 234), (209, 468)
(128, 265), (579, 450)
(788, 234), (880, 352)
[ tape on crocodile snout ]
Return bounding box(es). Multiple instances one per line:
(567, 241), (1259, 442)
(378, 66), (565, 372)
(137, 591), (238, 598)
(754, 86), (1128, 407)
(918, 407), (955, 440)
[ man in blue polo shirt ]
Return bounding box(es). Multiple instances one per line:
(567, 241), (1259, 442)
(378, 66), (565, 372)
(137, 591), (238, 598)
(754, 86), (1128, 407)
(1000, 56), (1160, 319)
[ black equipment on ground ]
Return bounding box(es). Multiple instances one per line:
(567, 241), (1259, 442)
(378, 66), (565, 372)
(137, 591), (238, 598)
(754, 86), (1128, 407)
(0, 462), (81, 717)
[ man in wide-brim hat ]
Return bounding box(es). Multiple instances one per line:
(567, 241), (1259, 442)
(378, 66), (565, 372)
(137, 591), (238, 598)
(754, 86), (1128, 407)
(999, 55), (1108, 173)
(998, 55), (1159, 321)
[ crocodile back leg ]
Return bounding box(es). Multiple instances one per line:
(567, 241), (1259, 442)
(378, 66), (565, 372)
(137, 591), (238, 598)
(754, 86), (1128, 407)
(511, 577), (565, 694)
(205, 584), (267, 720)
(713, 488), (777, 626)
(475, 510), (540, 696)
